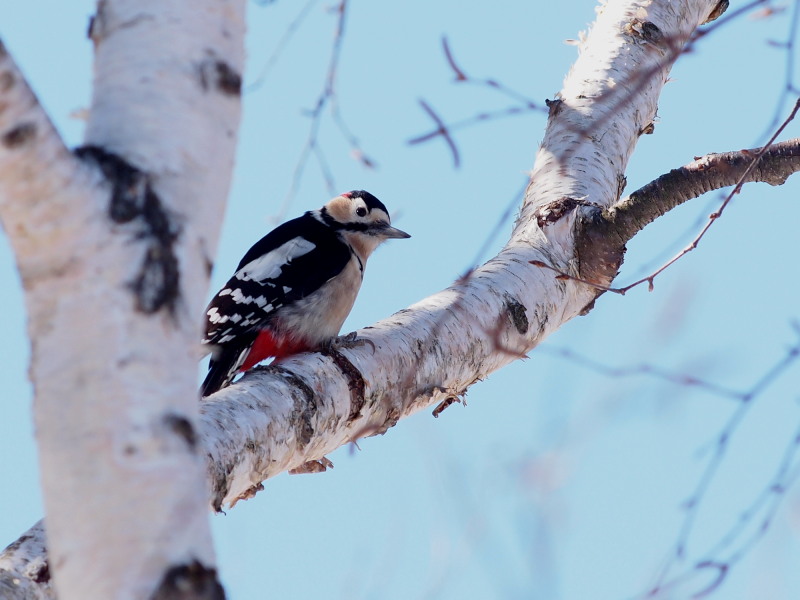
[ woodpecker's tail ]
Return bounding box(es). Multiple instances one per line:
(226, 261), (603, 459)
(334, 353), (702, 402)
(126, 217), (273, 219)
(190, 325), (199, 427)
(201, 344), (251, 397)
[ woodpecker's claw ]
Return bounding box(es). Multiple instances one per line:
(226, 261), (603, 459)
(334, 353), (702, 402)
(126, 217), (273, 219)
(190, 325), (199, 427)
(324, 332), (376, 354)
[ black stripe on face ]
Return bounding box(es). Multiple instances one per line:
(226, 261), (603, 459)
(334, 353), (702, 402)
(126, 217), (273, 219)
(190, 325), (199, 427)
(321, 206), (373, 233)
(341, 222), (370, 232)
(319, 207), (343, 229)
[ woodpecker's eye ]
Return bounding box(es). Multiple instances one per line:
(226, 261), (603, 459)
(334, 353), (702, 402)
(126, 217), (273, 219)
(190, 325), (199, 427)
(356, 207), (367, 217)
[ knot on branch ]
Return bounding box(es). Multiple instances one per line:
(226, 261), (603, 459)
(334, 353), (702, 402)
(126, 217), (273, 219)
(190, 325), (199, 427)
(545, 97), (564, 118)
(504, 295), (529, 334)
(198, 53), (242, 97)
(534, 196), (581, 228)
(574, 206), (625, 293)
(162, 412), (198, 452)
(2, 122), (37, 149)
(624, 19), (666, 50)
(150, 560), (224, 600)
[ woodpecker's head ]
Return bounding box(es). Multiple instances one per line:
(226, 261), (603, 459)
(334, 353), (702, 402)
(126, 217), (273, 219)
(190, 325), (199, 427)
(320, 190), (410, 258)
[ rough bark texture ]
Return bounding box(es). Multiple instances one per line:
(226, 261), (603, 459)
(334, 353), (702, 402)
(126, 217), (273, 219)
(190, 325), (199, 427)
(0, 522), (50, 600)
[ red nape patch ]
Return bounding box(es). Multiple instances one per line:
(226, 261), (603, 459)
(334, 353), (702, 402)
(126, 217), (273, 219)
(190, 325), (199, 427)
(240, 330), (311, 372)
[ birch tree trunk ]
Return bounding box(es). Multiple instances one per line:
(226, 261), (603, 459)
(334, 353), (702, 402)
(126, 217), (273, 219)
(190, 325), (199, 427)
(0, 1), (244, 598)
(3, 0), (800, 598)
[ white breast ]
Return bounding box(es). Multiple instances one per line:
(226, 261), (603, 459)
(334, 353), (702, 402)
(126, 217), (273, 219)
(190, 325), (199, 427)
(272, 254), (364, 344)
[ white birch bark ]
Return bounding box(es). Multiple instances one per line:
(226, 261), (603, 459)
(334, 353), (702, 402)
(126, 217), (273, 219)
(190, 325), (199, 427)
(0, 1), (244, 598)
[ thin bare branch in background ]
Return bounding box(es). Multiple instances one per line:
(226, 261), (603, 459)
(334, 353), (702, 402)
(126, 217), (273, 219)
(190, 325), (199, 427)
(414, 98), (462, 168)
(757, 0), (800, 138)
(249, 0), (377, 219)
(246, 0), (320, 93)
(643, 326), (800, 598)
(408, 36), (543, 161)
(465, 179), (529, 270)
(610, 99), (800, 293)
(541, 345), (745, 401)
(409, 1), (774, 169)
(281, 0), (350, 212)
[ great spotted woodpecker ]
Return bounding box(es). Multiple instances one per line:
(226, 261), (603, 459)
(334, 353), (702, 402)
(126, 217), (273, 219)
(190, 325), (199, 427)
(201, 190), (409, 396)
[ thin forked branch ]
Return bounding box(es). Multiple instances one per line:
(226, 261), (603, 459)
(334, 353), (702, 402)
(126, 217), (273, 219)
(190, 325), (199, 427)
(534, 106), (800, 295)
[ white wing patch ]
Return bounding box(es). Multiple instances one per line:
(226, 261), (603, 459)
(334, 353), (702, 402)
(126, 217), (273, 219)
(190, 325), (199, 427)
(236, 238), (316, 282)
(207, 307), (221, 323)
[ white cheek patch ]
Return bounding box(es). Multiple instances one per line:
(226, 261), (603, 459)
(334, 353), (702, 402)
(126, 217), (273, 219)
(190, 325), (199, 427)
(236, 238), (316, 282)
(325, 196), (353, 222)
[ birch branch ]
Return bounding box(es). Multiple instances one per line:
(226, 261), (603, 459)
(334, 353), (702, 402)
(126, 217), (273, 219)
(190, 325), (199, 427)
(199, 0), (721, 509)
(575, 136), (800, 286)
(597, 137), (800, 243)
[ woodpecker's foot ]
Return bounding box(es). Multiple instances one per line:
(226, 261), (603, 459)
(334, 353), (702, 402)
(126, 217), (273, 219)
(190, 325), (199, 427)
(323, 332), (376, 354)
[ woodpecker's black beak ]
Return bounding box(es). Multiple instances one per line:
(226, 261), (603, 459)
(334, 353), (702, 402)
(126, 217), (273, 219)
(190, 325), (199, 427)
(378, 224), (411, 239)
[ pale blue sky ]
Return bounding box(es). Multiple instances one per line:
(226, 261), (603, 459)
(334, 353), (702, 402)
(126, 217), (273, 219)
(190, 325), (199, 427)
(2, 2), (800, 599)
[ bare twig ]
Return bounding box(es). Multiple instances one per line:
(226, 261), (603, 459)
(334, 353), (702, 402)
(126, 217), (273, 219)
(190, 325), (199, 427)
(611, 100), (800, 294)
(756, 0), (800, 139)
(414, 99), (461, 168)
(409, 1), (773, 169)
(534, 121), (800, 296)
(642, 327), (800, 598)
(466, 179), (529, 269)
(408, 37), (542, 161)
(540, 345), (744, 401)
(246, 0), (320, 93)
(272, 0), (376, 218)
